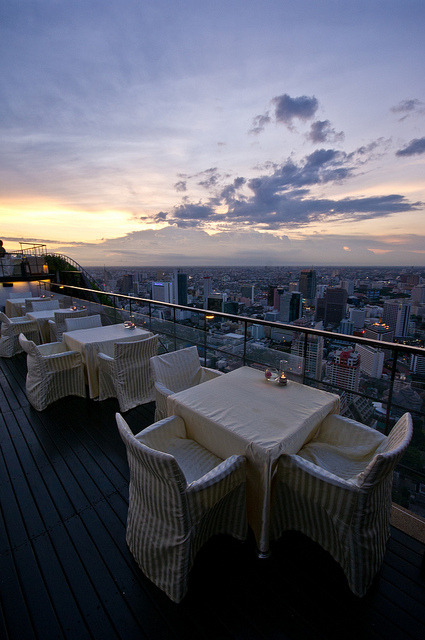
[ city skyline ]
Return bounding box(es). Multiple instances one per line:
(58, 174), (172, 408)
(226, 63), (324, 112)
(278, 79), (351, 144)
(1, 1), (425, 267)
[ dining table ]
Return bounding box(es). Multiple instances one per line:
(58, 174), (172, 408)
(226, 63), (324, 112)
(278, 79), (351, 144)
(167, 365), (340, 556)
(25, 308), (79, 343)
(5, 297), (46, 318)
(63, 323), (153, 398)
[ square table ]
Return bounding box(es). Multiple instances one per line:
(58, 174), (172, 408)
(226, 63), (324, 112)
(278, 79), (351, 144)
(167, 366), (340, 555)
(25, 308), (79, 343)
(5, 297), (45, 318)
(63, 324), (152, 398)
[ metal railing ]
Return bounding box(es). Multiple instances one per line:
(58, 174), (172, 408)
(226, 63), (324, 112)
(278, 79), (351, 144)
(39, 279), (425, 519)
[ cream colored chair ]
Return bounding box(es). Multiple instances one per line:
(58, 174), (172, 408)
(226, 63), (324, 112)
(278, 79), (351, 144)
(271, 413), (413, 597)
(98, 335), (158, 412)
(116, 412), (247, 602)
(65, 314), (102, 332)
(25, 298), (60, 312)
(150, 346), (223, 420)
(0, 312), (39, 357)
(48, 309), (89, 342)
(19, 333), (86, 410)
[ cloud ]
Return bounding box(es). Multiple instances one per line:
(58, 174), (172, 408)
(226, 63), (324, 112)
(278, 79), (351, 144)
(391, 99), (425, 120)
(396, 137), (425, 157)
(174, 180), (187, 192)
(307, 120), (344, 144)
(272, 93), (318, 126)
(249, 113), (271, 135)
(158, 147), (422, 231)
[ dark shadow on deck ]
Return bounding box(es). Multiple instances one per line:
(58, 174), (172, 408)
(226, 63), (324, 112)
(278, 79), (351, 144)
(0, 354), (424, 640)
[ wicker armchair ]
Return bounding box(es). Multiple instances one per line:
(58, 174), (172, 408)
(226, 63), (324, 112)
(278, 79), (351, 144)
(0, 312), (40, 357)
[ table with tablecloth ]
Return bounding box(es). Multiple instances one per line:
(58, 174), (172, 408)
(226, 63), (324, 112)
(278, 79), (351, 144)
(25, 308), (79, 343)
(63, 324), (152, 398)
(5, 297), (45, 318)
(167, 366), (340, 555)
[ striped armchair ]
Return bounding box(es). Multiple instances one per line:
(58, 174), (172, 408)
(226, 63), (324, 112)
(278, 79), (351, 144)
(116, 413), (248, 602)
(150, 346), (223, 420)
(0, 312), (40, 357)
(18, 333), (86, 411)
(48, 309), (89, 342)
(98, 335), (158, 412)
(271, 413), (413, 597)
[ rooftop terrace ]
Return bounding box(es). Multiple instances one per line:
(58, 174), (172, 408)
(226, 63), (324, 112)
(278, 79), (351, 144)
(1, 352), (424, 640)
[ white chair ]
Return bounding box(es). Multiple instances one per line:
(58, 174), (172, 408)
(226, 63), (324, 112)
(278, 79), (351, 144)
(98, 335), (158, 412)
(18, 333), (86, 411)
(150, 346), (223, 420)
(0, 312), (40, 357)
(65, 314), (102, 332)
(25, 299), (60, 312)
(271, 413), (413, 597)
(116, 412), (247, 602)
(48, 309), (89, 342)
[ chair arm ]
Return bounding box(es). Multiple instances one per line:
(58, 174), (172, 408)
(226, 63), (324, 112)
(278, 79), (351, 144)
(98, 352), (114, 362)
(43, 350), (83, 372)
(154, 380), (173, 397)
(187, 454), (246, 520)
(279, 453), (359, 491)
(5, 319), (38, 335)
(135, 415), (187, 447)
(37, 341), (68, 355)
(200, 367), (223, 383)
(314, 414), (387, 449)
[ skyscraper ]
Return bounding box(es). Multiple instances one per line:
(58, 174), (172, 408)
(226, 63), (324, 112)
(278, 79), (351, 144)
(383, 301), (411, 338)
(327, 348), (360, 392)
(173, 270), (188, 306)
(323, 287), (348, 327)
(299, 269), (317, 301)
(279, 291), (302, 323)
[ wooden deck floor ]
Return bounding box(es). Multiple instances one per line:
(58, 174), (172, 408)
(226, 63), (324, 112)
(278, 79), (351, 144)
(0, 354), (424, 640)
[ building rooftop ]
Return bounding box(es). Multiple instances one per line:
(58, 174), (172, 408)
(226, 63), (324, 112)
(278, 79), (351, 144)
(1, 353), (424, 640)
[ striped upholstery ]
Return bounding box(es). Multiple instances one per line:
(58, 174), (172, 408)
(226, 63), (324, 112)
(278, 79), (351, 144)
(150, 346), (223, 420)
(48, 309), (89, 342)
(271, 413), (413, 597)
(18, 333), (86, 411)
(29, 299), (60, 312)
(0, 312), (40, 357)
(98, 335), (159, 412)
(116, 413), (248, 603)
(65, 314), (102, 332)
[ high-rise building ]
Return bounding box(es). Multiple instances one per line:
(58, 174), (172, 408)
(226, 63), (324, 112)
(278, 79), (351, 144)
(279, 291), (302, 323)
(364, 321), (394, 342)
(299, 269), (317, 301)
(355, 344), (384, 378)
(291, 333), (323, 380)
(340, 279), (354, 296)
(241, 285), (255, 303)
(117, 273), (133, 295)
(410, 352), (425, 376)
(173, 270), (188, 306)
(338, 318), (354, 335)
(151, 281), (173, 303)
(327, 348), (360, 392)
(349, 308), (366, 330)
(411, 285), (425, 304)
(323, 287), (348, 327)
(383, 301), (411, 337)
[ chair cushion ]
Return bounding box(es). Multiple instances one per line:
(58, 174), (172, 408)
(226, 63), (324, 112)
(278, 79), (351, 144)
(164, 437), (223, 484)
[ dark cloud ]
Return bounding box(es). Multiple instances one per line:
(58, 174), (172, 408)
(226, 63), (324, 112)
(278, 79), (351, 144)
(391, 99), (425, 120)
(174, 180), (187, 192)
(161, 148), (422, 231)
(396, 137), (425, 157)
(249, 113), (271, 135)
(307, 120), (344, 144)
(272, 93), (318, 126)
(197, 167), (220, 189)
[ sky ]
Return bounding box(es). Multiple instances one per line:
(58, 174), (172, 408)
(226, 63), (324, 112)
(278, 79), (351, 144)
(1, 0), (425, 267)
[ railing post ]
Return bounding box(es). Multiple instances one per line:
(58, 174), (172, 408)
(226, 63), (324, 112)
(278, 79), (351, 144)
(385, 348), (399, 435)
(148, 302), (152, 332)
(203, 313), (207, 366)
(173, 307), (177, 352)
(302, 331), (308, 385)
(243, 320), (248, 366)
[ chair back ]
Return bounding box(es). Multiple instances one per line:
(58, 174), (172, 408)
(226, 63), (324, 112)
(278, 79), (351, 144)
(113, 335), (159, 410)
(358, 413), (413, 487)
(116, 413), (188, 520)
(65, 314), (102, 332)
(18, 333), (48, 376)
(150, 346), (202, 393)
(54, 310), (88, 333)
(8, 292), (32, 299)
(29, 299), (60, 312)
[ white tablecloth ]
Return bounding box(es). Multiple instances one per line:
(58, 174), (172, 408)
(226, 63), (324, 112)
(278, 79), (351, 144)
(5, 297), (45, 318)
(63, 324), (152, 398)
(167, 366), (340, 553)
(26, 308), (78, 343)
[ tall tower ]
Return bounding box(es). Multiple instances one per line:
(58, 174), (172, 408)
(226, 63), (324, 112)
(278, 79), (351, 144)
(383, 301), (411, 338)
(173, 270), (188, 306)
(299, 269), (317, 301)
(323, 287), (348, 327)
(291, 333), (323, 380)
(279, 291), (302, 323)
(327, 348), (360, 393)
